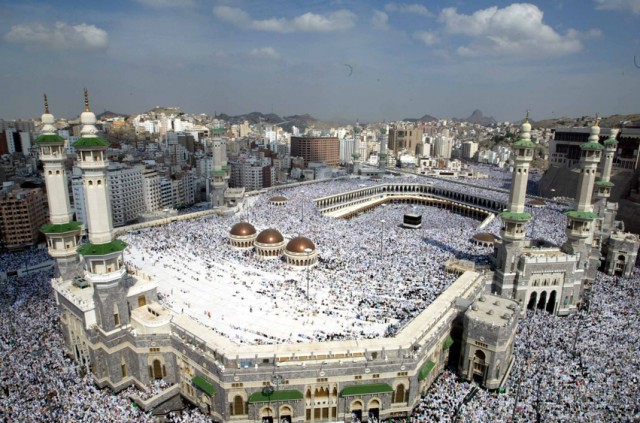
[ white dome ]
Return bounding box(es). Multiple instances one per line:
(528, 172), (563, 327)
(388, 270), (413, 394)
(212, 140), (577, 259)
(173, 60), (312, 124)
(41, 113), (54, 125)
(81, 111), (96, 125)
(588, 121), (601, 142)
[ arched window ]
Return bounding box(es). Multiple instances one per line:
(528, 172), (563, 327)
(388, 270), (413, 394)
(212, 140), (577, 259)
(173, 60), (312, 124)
(233, 395), (245, 415)
(394, 384), (405, 403)
(152, 359), (162, 379)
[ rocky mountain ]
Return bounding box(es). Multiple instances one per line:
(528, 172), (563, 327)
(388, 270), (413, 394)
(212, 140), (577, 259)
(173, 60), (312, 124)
(97, 110), (127, 120)
(460, 109), (497, 125)
(533, 113), (640, 129)
(216, 112), (345, 132)
(402, 113), (438, 122)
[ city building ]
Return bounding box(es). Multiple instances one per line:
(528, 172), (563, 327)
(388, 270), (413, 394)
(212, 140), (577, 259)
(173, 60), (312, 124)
(461, 141), (478, 160)
(388, 124), (423, 158)
(290, 136), (339, 167)
(0, 186), (47, 248)
(107, 164), (145, 227)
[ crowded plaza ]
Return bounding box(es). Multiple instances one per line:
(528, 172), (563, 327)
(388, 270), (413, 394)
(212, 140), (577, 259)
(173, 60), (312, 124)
(0, 175), (638, 421)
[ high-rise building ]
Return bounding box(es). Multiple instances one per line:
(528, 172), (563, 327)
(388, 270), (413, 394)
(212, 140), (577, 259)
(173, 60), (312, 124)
(142, 168), (162, 213)
(461, 141), (478, 160)
(434, 135), (453, 159)
(107, 164), (145, 227)
(0, 187), (47, 248)
(388, 124), (423, 158)
(290, 136), (339, 167)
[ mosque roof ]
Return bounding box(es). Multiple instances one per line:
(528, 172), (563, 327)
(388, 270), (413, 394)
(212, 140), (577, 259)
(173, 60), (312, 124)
(77, 240), (127, 256)
(286, 236), (315, 253)
(512, 139), (536, 149)
(565, 210), (598, 221)
(230, 222), (256, 237)
(35, 134), (65, 144)
(594, 179), (614, 187)
(73, 137), (110, 148)
(499, 211), (532, 221)
(472, 233), (498, 243)
(580, 141), (604, 150)
(41, 221), (82, 234)
(255, 228), (284, 244)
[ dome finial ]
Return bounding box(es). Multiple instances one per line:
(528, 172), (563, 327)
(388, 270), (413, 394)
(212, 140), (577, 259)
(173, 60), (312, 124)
(84, 88), (90, 112)
(44, 94), (49, 114)
(594, 113), (600, 128)
(520, 110), (532, 140)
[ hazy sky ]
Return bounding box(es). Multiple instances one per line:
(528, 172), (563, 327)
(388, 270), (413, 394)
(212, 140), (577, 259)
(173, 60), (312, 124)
(1, 0), (639, 122)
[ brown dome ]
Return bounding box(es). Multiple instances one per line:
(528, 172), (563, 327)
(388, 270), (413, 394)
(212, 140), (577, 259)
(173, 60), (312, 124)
(473, 232), (498, 243)
(256, 228), (284, 244)
(230, 222), (256, 236)
(286, 236), (315, 253)
(270, 196), (288, 202)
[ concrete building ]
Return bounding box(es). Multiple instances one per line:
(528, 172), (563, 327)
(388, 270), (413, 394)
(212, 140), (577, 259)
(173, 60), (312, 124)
(0, 187), (47, 248)
(459, 294), (518, 389)
(290, 136), (339, 167)
(388, 124), (423, 158)
(433, 135), (453, 159)
(107, 164), (145, 227)
(142, 168), (162, 213)
(461, 141), (478, 160)
(229, 159), (274, 191)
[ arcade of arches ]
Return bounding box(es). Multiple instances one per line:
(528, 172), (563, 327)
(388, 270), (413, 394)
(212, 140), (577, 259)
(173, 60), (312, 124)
(526, 290), (558, 314)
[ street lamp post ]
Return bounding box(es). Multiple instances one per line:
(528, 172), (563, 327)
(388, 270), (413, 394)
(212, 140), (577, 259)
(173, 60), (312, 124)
(271, 374), (284, 423)
(304, 248), (312, 301)
(380, 220), (385, 259)
(300, 190), (305, 223)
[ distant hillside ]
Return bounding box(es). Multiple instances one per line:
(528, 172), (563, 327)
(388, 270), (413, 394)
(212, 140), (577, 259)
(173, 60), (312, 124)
(216, 111), (345, 132)
(457, 109), (497, 125)
(97, 110), (127, 120)
(147, 106), (183, 116)
(402, 113), (438, 122)
(534, 113), (640, 129)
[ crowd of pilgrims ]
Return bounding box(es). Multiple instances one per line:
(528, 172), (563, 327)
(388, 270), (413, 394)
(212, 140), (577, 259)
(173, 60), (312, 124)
(412, 270), (640, 422)
(1, 251), (637, 421)
(1, 172), (637, 420)
(124, 176), (568, 345)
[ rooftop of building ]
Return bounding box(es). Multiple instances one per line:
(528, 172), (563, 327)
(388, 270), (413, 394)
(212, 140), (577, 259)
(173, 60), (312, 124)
(466, 294), (518, 327)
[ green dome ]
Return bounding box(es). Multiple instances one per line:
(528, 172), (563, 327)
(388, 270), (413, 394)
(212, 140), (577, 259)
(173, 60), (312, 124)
(35, 134), (65, 144)
(512, 139), (536, 149)
(73, 137), (110, 148)
(580, 141), (603, 151)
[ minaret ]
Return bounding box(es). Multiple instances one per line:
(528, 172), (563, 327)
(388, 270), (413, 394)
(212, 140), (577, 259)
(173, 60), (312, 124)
(74, 89), (130, 332)
(594, 128), (618, 201)
(493, 114), (535, 297)
(352, 126), (362, 174)
(36, 94), (84, 281)
(562, 118), (603, 284)
(379, 126), (388, 170)
(209, 136), (229, 208)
